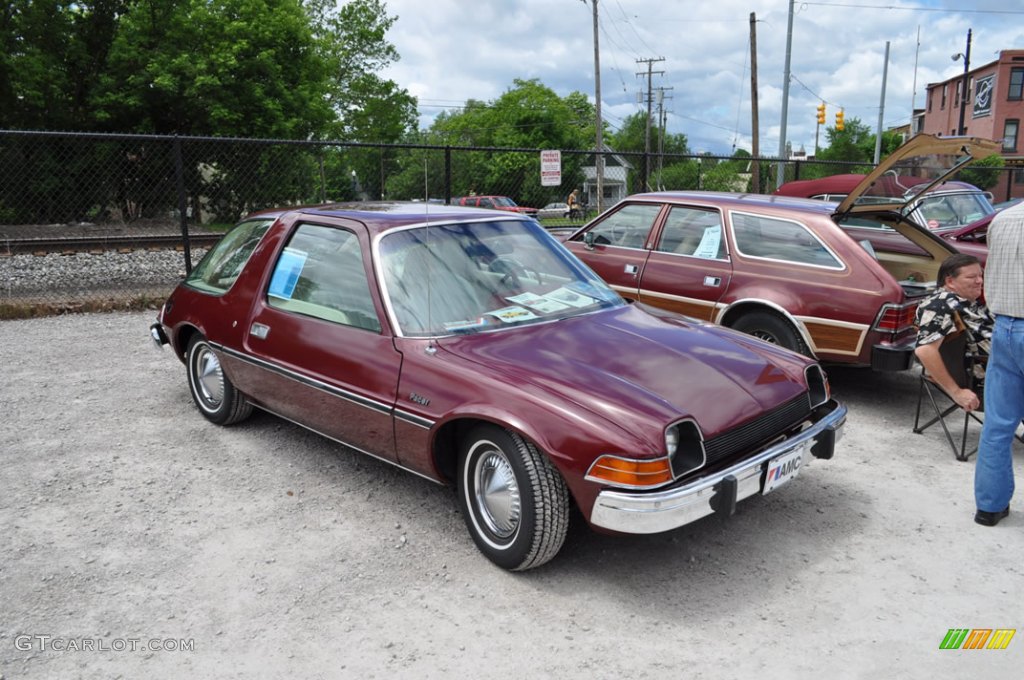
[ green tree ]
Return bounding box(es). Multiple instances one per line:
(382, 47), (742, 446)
(957, 153), (1005, 190)
(393, 79), (596, 207)
(610, 112), (689, 191)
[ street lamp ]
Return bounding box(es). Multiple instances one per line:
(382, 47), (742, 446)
(952, 28), (972, 135)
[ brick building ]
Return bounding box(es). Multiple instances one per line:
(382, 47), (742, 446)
(922, 49), (1024, 201)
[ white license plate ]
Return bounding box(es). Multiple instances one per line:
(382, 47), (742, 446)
(763, 444), (805, 495)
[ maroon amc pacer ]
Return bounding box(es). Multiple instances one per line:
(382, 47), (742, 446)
(151, 203), (846, 571)
(564, 134), (1000, 371)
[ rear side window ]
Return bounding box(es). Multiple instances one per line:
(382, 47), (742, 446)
(731, 212), (843, 269)
(585, 203), (661, 249)
(656, 206), (726, 259)
(185, 218), (273, 293)
(266, 224), (381, 332)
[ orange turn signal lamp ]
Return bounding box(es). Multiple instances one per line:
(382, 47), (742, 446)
(586, 455), (673, 489)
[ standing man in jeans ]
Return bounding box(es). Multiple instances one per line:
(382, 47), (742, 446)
(975, 201), (1024, 526)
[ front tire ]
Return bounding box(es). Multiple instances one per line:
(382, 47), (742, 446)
(186, 335), (253, 425)
(457, 425), (570, 571)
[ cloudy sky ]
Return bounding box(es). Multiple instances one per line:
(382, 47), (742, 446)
(377, 0), (1024, 156)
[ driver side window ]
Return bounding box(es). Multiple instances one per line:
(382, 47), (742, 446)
(585, 203), (661, 249)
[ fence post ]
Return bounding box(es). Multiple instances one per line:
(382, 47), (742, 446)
(173, 136), (193, 273)
(318, 152), (327, 203)
(444, 146), (452, 204)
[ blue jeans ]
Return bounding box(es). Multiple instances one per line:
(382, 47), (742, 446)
(975, 315), (1024, 512)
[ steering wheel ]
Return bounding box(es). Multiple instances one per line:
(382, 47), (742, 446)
(490, 256), (539, 287)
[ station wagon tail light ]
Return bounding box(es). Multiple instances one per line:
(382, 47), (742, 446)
(873, 302), (918, 335)
(585, 455), (673, 489)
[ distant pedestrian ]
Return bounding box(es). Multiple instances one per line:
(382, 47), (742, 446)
(567, 189), (581, 220)
(974, 201), (1024, 526)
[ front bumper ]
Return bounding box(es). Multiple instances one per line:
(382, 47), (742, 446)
(149, 321), (169, 349)
(589, 400), (847, 534)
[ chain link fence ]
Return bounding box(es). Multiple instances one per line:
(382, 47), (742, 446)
(2, 129), (1020, 318)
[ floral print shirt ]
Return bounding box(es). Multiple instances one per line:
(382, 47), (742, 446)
(916, 289), (994, 379)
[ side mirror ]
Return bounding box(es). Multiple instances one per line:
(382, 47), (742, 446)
(583, 231), (596, 250)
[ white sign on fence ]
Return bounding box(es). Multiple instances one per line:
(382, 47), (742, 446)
(540, 150), (561, 187)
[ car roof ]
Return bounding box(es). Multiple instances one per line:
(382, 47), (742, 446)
(626, 190), (840, 215)
(244, 201), (522, 236)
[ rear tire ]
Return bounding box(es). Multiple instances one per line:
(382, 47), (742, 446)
(457, 425), (570, 571)
(731, 311), (810, 356)
(186, 335), (253, 425)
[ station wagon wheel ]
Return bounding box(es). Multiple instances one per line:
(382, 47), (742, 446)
(186, 335), (253, 426)
(457, 425), (570, 571)
(731, 311), (810, 356)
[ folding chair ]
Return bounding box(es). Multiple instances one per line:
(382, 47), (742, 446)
(912, 329), (984, 461)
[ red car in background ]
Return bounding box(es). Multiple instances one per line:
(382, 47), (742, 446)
(564, 134), (1001, 371)
(452, 195), (538, 216)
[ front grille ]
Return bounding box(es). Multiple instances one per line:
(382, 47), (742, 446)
(702, 393), (812, 467)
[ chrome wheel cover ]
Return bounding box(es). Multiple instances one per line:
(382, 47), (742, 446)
(193, 345), (225, 409)
(751, 330), (779, 344)
(471, 443), (521, 540)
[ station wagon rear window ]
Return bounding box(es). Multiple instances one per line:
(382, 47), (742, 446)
(730, 212), (843, 269)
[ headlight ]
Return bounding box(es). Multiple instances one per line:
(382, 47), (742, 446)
(665, 426), (680, 457)
(668, 420), (706, 478)
(804, 364), (830, 408)
(585, 420), (707, 490)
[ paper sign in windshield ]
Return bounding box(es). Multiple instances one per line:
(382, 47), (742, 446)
(545, 286), (597, 308)
(487, 306), (540, 323)
(506, 292), (570, 314)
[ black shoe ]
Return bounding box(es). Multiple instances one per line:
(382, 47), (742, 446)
(975, 506), (1010, 526)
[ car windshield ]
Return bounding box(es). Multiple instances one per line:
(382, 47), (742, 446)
(379, 219), (623, 337)
(914, 191), (994, 229)
(493, 197), (516, 207)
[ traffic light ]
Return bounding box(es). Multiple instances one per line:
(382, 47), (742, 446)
(816, 103), (826, 125)
(835, 109), (845, 131)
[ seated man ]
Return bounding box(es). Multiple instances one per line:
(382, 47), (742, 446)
(914, 253), (993, 412)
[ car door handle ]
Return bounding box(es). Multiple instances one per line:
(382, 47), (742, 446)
(624, 264), (639, 276)
(249, 322), (270, 339)
(703, 276), (722, 287)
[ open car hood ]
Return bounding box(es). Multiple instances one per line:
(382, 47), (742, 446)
(835, 134), (1001, 219)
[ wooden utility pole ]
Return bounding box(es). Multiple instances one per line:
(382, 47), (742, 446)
(587, 0), (605, 214)
(749, 12), (760, 193)
(636, 57), (665, 192)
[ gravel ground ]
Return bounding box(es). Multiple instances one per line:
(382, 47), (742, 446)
(0, 250), (202, 298)
(1, 311), (1023, 679)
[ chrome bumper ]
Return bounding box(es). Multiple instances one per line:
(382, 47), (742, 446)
(149, 322), (169, 350)
(589, 400), (847, 534)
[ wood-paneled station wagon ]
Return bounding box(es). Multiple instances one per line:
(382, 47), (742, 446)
(563, 134), (1000, 371)
(151, 202), (845, 570)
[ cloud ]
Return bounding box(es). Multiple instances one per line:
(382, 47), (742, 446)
(377, 0), (1024, 154)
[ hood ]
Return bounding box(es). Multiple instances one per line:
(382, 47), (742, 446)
(836, 134), (1001, 218)
(438, 304), (810, 440)
(946, 211), (994, 241)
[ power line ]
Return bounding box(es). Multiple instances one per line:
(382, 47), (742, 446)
(801, 1), (1024, 14)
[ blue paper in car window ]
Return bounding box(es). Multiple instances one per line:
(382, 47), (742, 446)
(268, 248), (307, 299)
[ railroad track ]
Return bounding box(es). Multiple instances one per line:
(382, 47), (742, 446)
(0, 232), (223, 256)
